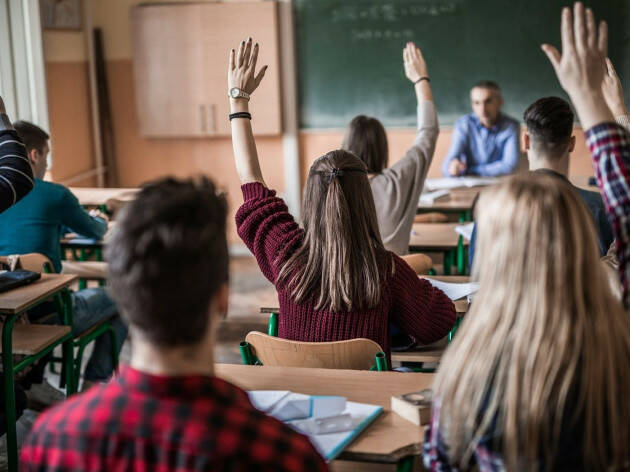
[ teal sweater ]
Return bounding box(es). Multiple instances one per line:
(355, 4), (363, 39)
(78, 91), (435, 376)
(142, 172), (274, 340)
(0, 179), (106, 273)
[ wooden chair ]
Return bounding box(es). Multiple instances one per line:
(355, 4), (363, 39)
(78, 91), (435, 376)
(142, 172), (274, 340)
(1, 253), (118, 387)
(400, 253), (433, 275)
(241, 331), (387, 371)
(414, 212), (448, 223)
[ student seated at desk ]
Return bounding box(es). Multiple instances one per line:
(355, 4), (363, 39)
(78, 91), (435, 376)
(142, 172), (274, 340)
(442, 81), (520, 177)
(0, 121), (127, 398)
(468, 96), (615, 266)
(424, 5), (630, 470)
(230, 39), (456, 365)
(341, 42), (437, 256)
(21, 177), (328, 471)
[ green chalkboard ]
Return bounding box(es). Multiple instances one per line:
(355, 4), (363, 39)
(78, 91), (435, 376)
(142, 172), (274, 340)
(295, 0), (629, 129)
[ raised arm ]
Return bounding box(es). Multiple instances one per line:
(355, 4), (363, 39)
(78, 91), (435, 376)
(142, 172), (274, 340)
(601, 57), (630, 131)
(228, 38), (268, 187)
(542, 3), (630, 306)
(401, 42), (438, 163)
(0, 95), (34, 212)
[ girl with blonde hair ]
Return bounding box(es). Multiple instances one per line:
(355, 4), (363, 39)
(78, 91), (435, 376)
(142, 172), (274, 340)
(424, 173), (630, 470)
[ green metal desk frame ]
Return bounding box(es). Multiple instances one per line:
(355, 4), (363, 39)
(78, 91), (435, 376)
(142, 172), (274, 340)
(2, 289), (76, 472)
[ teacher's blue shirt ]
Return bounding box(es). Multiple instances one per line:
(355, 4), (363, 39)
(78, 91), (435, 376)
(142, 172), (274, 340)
(442, 113), (520, 177)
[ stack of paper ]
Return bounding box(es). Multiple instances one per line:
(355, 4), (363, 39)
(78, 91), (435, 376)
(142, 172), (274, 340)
(425, 177), (498, 191)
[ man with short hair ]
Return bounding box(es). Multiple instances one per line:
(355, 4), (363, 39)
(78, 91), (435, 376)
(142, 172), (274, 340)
(0, 120), (127, 398)
(469, 97), (614, 265)
(21, 176), (329, 471)
(442, 81), (520, 177)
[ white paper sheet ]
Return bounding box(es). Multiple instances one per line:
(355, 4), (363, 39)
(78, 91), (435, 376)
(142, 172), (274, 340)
(247, 390), (291, 412)
(419, 189), (450, 204)
(425, 177), (498, 191)
(425, 278), (479, 301)
(454, 222), (474, 241)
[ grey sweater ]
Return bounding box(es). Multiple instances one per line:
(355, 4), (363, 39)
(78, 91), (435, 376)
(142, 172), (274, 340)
(370, 101), (438, 255)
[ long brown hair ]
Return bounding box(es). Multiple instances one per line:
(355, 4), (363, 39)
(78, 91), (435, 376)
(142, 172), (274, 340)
(341, 116), (389, 173)
(434, 173), (630, 470)
(276, 150), (388, 312)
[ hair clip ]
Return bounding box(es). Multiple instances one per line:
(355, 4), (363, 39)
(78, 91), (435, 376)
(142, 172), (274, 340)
(330, 168), (345, 178)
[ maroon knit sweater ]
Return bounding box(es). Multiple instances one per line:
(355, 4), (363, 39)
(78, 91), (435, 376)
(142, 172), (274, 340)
(236, 182), (456, 363)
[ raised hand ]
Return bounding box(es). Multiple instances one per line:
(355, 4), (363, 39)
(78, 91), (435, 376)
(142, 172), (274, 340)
(541, 3), (613, 129)
(403, 42), (428, 83)
(602, 57), (628, 117)
(228, 37), (268, 97)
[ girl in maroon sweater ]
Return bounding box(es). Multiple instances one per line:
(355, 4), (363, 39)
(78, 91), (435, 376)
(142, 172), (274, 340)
(228, 39), (456, 363)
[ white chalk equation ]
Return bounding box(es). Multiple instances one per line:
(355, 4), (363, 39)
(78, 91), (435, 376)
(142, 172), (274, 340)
(351, 29), (415, 41)
(332, 3), (459, 23)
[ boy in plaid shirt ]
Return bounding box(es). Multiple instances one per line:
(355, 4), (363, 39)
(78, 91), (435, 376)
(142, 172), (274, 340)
(20, 177), (328, 471)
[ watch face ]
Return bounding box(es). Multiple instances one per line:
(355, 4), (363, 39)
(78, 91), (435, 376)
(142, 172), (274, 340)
(230, 88), (240, 98)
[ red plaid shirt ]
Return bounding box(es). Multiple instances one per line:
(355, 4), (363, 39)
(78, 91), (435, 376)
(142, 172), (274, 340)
(20, 365), (329, 471)
(586, 122), (630, 308)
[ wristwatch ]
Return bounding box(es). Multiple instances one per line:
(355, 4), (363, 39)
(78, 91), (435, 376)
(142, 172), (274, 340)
(228, 87), (250, 101)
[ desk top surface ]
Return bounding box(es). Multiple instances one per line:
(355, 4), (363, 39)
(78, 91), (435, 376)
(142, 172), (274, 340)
(0, 274), (77, 314)
(410, 223), (469, 250)
(70, 187), (139, 206)
(418, 187), (480, 211)
(215, 364), (431, 462)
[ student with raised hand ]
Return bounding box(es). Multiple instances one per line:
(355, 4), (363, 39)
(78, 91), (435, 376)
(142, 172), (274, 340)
(423, 173), (630, 471)
(0, 94), (34, 212)
(21, 177), (329, 471)
(542, 2), (630, 308)
(230, 38), (456, 365)
(341, 42), (437, 256)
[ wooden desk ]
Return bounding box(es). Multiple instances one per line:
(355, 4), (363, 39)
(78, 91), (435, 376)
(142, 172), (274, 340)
(69, 187), (139, 208)
(216, 364), (431, 466)
(0, 273), (77, 472)
(410, 223), (469, 275)
(418, 187), (480, 220)
(0, 274), (77, 315)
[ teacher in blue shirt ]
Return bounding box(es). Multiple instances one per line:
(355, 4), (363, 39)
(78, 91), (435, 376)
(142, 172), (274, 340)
(442, 81), (520, 177)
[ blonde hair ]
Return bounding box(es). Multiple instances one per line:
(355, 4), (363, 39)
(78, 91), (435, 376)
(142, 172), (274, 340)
(434, 173), (630, 470)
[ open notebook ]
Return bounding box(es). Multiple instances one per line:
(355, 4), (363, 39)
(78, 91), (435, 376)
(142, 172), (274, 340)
(248, 391), (383, 461)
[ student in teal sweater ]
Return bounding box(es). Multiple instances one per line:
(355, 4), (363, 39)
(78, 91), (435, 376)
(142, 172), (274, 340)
(0, 121), (127, 395)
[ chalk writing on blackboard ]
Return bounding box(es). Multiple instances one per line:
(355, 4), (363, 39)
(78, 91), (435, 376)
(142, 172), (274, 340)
(332, 3), (458, 23)
(351, 29), (415, 41)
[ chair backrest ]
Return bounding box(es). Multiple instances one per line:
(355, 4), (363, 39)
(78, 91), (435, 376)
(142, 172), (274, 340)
(0, 253), (55, 273)
(400, 253), (433, 275)
(244, 331), (384, 370)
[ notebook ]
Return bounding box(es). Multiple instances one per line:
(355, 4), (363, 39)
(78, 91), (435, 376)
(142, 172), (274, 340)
(248, 391), (383, 461)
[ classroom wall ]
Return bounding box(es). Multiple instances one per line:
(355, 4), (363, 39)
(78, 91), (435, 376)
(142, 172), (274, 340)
(42, 0), (596, 245)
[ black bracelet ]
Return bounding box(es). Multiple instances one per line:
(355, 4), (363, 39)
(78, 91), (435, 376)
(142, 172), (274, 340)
(414, 76), (430, 84)
(229, 112), (252, 121)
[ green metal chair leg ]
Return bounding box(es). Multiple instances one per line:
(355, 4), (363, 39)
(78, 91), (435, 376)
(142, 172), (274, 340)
(428, 268), (437, 276)
(375, 351), (388, 371)
(396, 456), (414, 472)
(2, 316), (18, 472)
(457, 235), (465, 275)
(239, 341), (255, 365)
(268, 312), (278, 337)
(443, 250), (452, 275)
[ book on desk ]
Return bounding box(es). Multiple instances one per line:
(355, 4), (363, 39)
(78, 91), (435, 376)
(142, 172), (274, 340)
(248, 390), (383, 461)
